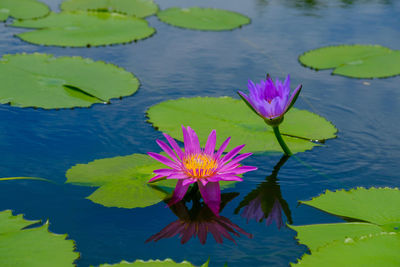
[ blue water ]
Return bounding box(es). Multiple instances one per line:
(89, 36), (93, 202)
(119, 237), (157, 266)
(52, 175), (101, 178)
(0, 0), (399, 266)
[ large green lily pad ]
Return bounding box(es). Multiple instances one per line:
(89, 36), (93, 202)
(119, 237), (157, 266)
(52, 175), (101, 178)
(0, 210), (78, 267)
(0, 53), (139, 109)
(299, 45), (400, 78)
(290, 188), (400, 266)
(157, 7), (250, 31)
(11, 11), (155, 47)
(0, 0), (49, 21)
(61, 0), (158, 18)
(301, 187), (400, 225)
(146, 97), (337, 154)
(99, 258), (209, 267)
(289, 222), (384, 251)
(66, 153), (236, 209)
(292, 233), (400, 267)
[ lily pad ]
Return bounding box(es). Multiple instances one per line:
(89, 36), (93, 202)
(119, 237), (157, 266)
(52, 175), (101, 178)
(0, 53), (139, 109)
(0, 210), (78, 267)
(290, 188), (400, 266)
(301, 187), (400, 225)
(11, 11), (155, 47)
(289, 223), (383, 251)
(157, 7), (250, 31)
(292, 233), (400, 266)
(61, 0), (158, 18)
(66, 153), (236, 209)
(146, 97), (337, 154)
(299, 45), (400, 78)
(98, 258), (209, 267)
(0, 0), (49, 22)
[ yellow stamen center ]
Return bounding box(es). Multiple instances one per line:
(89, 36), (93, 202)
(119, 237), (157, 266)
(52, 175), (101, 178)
(183, 153), (218, 178)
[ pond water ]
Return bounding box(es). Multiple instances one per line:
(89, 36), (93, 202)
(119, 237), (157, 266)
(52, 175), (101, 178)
(0, 0), (399, 266)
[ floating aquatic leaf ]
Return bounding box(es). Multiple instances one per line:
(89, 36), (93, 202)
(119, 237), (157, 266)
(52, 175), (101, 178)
(98, 258), (209, 267)
(0, 53), (139, 109)
(146, 97), (337, 154)
(291, 187), (400, 266)
(11, 11), (155, 47)
(0, 210), (78, 267)
(289, 223), (383, 251)
(61, 0), (158, 18)
(299, 45), (400, 78)
(66, 153), (236, 209)
(0, 0), (49, 22)
(301, 187), (400, 225)
(292, 233), (400, 266)
(157, 7), (250, 31)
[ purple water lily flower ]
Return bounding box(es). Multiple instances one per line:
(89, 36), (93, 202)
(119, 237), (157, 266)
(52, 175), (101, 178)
(238, 74), (302, 126)
(148, 126), (257, 215)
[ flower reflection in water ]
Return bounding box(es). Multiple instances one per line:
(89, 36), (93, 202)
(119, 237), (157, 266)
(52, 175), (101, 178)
(235, 155), (292, 229)
(147, 187), (252, 244)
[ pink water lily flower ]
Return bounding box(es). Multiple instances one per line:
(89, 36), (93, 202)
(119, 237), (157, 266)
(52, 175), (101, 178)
(238, 74), (302, 125)
(148, 126), (257, 215)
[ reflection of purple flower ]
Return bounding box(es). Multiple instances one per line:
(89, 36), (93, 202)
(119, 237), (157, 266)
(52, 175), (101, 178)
(148, 126), (257, 215)
(240, 197), (284, 229)
(146, 195), (253, 245)
(238, 75), (301, 125)
(241, 197), (264, 223)
(265, 199), (284, 229)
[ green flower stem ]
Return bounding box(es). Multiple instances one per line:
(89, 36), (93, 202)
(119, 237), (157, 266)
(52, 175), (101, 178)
(272, 126), (292, 156)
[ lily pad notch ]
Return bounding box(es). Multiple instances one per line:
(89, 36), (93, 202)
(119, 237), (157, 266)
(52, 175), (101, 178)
(0, 53), (140, 109)
(157, 7), (251, 31)
(299, 44), (400, 78)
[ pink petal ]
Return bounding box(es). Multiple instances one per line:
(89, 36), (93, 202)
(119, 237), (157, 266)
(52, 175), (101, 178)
(153, 168), (175, 176)
(163, 133), (184, 160)
(198, 181), (221, 216)
(187, 126), (201, 154)
(181, 223), (196, 244)
(217, 175), (243, 181)
(218, 153), (253, 171)
(148, 152), (179, 169)
(197, 222), (208, 244)
(221, 144), (245, 164)
(168, 180), (190, 206)
(215, 137), (231, 158)
(182, 126), (192, 154)
(156, 139), (179, 162)
(204, 130), (217, 155)
(148, 174), (165, 183)
(182, 178), (196, 186)
(166, 173), (188, 179)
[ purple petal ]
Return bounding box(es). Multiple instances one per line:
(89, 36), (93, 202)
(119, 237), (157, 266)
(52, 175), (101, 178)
(181, 223), (196, 244)
(168, 180), (190, 206)
(198, 181), (221, 216)
(156, 139), (179, 162)
(148, 152), (179, 169)
(204, 130), (217, 155)
(217, 175), (243, 181)
(284, 84), (302, 114)
(187, 126), (201, 154)
(163, 133), (184, 160)
(197, 222), (208, 244)
(182, 178), (196, 186)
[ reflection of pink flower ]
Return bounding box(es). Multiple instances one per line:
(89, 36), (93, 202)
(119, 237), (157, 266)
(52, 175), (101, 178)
(148, 126), (257, 215)
(146, 198), (252, 245)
